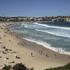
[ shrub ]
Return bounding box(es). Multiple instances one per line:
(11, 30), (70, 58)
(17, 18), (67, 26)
(2, 63), (34, 70)
(13, 63), (28, 70)
(30, 68), (34, 70)
(2, 64), (11, 70)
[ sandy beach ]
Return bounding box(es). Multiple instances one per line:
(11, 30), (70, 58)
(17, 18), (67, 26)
(0, 22), (70, 70)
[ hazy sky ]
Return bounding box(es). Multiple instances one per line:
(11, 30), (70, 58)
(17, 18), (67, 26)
(0, 0), (70, 16)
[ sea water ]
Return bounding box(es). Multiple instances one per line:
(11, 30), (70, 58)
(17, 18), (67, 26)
(9, 22), (70, 55)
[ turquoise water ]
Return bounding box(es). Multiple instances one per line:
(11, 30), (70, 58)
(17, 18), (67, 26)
(9, 22), (70, 55)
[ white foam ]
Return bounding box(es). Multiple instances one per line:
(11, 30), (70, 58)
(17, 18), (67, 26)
(23, 37), (70, 55)
(35, 29), (70, 38)
(10, 29), (28, 34)
(33, 22), (70, 30)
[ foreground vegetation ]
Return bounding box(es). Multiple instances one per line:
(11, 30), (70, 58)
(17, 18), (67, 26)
(2, 63), (33, 70)
(2, 63), (70, 70)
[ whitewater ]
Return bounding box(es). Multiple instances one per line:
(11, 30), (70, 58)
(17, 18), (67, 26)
(9, 22), (70, 55)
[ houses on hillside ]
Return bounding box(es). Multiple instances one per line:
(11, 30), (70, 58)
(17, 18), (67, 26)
(0, 16), (70, 22)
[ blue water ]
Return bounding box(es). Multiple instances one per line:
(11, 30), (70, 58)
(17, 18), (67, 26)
(9, 22), (70, 55)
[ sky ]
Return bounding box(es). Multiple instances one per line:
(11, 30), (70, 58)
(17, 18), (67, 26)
(0, 0), (70, 16)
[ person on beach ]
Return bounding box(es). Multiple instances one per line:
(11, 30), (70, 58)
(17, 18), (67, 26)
(31, 52), (34, 57)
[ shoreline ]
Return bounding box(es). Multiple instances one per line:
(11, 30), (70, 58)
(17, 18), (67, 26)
(0, 22), (70, 70)
(23, 37), (70, 56)
(8, 22), (70, 56)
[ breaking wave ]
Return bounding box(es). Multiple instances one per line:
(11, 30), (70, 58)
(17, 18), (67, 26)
(33, 22), (70, 30)
(23, 37), (70, 55)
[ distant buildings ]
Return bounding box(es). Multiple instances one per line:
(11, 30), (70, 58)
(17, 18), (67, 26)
(65, 17), (70, 22)
(0, 16), (70, 22)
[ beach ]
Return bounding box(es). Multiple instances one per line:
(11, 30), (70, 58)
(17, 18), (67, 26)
(0, 22), (70, 70)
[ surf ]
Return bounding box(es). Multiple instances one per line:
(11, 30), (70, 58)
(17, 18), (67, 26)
(35, 29), (70, 38)
(9, 22), (70, 55)
(23, 37), (70, 55)
(33, 22), (70, 30)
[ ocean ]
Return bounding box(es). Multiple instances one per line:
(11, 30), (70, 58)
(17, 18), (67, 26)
(9, 22), (70, 55)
